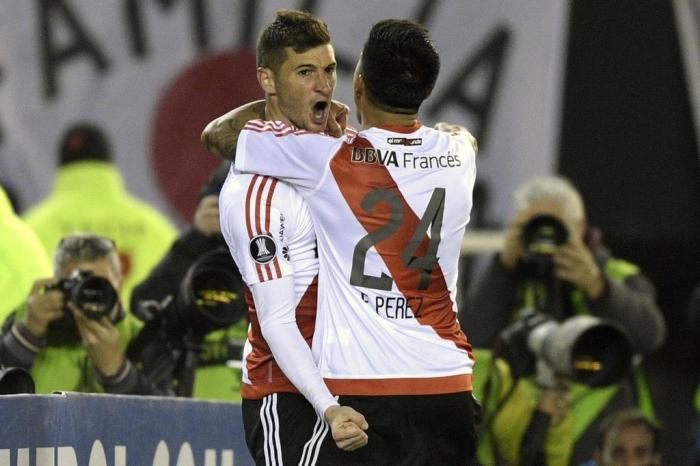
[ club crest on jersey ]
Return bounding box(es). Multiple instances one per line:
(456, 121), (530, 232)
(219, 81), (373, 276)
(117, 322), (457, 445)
(351, 147), (399, 167)
(249, 234), (277, 264)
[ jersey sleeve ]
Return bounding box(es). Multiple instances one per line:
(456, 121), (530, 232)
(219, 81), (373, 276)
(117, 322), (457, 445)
(220, 176), (295, 286)
(234, 120), (341, 192)
(249, 276), (338, 417)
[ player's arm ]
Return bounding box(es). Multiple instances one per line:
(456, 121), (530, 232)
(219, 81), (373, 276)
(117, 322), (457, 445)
(219, 187), (367, 450)
(249, 277), (336, 414)
(201, 100), (348, 161)
(201, 100), (266, 160)
(250, 278), (368, 451)
(201, 100), (349, 177)
(233, 124), (342, 192)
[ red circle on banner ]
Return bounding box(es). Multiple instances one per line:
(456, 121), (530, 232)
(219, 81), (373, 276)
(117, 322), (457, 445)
(151, 49), (263, 223)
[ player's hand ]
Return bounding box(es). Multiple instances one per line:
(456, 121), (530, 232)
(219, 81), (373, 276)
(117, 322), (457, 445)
(434, 122), (478, 154)
(537, 380), (570, 426)
(326, 100), (350, 137)
(23, 278), (65, 338)
(193, 194), (221, 236)
(70, 303), (125, 377)
(324, 405), (369, 451)
(553, 237), (605, 299)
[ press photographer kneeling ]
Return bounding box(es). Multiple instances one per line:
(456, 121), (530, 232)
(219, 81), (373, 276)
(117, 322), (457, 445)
(0, 233), (162, 394)
(461, 176), (667, 466)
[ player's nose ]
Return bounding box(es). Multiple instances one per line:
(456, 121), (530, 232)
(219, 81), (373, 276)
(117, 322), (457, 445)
(316, 73), (332, 96)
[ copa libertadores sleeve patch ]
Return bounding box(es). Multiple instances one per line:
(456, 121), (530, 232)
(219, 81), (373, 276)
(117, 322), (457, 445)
(249, 234), (277, 264)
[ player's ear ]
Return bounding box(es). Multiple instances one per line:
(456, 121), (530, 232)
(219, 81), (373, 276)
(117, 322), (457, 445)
(257, 67), (276, 94)
(353, 73), (366, 124)
(353, 73), (364, 101)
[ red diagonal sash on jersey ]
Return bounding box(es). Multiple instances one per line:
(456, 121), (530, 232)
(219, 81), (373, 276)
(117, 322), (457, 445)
(329, 137), (471, 354)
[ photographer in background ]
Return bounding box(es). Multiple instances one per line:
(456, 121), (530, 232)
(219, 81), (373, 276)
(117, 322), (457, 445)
(22, 123), (177, 306)
(0, 233), (165, 395)
(461, 176), (666, 465)
(581, 408), (662, 466)
(130, 163), (249, 400)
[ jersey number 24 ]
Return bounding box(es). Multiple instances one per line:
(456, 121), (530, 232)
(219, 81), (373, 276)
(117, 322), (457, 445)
(351, 187), (445, 292)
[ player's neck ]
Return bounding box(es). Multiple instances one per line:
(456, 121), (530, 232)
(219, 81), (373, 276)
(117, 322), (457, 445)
(264, 98), (293, 127)
(360, 104), (418, 130)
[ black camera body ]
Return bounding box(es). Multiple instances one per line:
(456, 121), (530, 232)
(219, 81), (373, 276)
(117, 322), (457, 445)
(48, 269), (118, 320)
(519, 214), (569, 279)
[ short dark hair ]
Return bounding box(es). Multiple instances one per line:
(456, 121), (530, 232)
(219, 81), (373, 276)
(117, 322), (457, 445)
(59, 123), (112, 166)
(596, 408), (661, 453)
(54, 233), (119, 275)
(360, 19), (440, 113)
(256, 9), (331, 73)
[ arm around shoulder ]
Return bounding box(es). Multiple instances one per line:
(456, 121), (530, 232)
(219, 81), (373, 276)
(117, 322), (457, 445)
(201, 100), (266, 161)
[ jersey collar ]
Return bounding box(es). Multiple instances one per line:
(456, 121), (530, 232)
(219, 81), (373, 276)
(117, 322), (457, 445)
(375, 121), (423, 134)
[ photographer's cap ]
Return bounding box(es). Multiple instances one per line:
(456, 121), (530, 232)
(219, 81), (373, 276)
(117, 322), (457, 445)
(59, 123), (112, 167)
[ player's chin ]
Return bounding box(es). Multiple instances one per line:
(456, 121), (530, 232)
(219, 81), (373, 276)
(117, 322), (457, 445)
(304, 117), (327, 133)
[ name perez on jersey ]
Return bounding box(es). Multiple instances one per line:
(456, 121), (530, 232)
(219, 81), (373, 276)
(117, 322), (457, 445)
(351, 148), (462, 169)
(360, 291), (424, 320)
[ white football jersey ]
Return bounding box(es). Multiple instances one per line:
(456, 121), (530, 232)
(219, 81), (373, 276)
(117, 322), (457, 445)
(235, 120), (477, 396)
(219, 167), (319, 399)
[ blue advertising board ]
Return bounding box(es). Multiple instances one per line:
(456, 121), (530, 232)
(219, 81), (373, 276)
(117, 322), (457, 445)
(0, 392), (253, 466)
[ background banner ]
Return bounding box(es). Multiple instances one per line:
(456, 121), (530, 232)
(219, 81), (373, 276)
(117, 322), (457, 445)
(0, 0), (568, 226)
(0, 392), (252, 466)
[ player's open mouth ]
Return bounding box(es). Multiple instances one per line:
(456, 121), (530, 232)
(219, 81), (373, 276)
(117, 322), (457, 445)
(311, 101), (329, 126)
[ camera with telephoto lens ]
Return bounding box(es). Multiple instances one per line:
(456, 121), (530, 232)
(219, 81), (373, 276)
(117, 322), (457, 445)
(520, 214), (569, 278)
(166, 249), (246, 338)
(497, 309), (633, 388)
(47, 269), (119, 320)
(127, 248), (247, 396)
